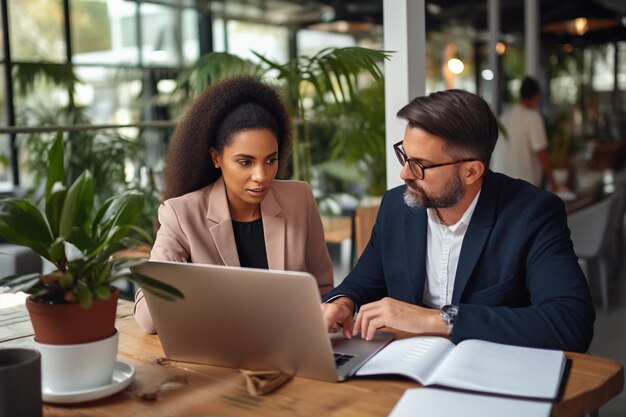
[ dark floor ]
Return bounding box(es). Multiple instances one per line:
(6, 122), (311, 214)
(328, 243), (626, 416)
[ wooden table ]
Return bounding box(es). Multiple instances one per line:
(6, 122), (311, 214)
(1, 301), (623, 417)
(321, 215), (353, 245)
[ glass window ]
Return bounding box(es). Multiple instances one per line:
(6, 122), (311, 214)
(592, 44), (614, 92)
(0, 4), (3, 61)
(0, 66), (5, 125)
(72, 0), (138, 66)
(227, 21), (288, 64)
(182, 8), (199, 65)
(212, 18), (226, 52)
(140, 3), (184, 67)
(71, 0), (112, 55)
(0, 66), (10, 191)
(9, 0), (65, 62)
(0, 134), (12, 192)
(297, 29), (355, 57)
(74, 65), (142, 124)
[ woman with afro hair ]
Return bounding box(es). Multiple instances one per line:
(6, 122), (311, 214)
(134, 76), (334, 333)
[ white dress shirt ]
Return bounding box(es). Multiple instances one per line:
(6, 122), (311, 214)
(422, 191), (481, 308)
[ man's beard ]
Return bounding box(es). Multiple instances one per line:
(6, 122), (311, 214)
(403, 172), (465, 209)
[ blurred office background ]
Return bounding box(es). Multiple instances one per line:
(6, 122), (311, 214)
(0, 1), (625, 414)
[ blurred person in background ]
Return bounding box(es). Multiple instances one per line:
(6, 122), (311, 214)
(491, 76), (565, 191)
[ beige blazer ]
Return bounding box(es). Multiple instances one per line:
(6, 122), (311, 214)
(134, 177), (334, 333)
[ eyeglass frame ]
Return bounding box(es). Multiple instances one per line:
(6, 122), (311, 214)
(393, 141), (478, 180)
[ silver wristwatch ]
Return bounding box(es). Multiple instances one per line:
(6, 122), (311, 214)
(440, 304), (459, 333)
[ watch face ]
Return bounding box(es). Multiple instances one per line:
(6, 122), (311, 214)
(441, 305), (459, 324)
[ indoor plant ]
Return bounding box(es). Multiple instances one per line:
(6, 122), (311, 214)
(174, 47), (390, 183)
(0, 132), (183, 345)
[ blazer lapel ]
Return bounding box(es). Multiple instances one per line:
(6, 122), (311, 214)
(452, 172), (498, 303)
(404, 204), (428, 305)
(260, 188), (285, 270)
(261, 188), (285, 270)
(206, 178), (240, 267)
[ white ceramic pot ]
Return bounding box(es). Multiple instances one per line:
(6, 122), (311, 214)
(35, 329), (119, 392)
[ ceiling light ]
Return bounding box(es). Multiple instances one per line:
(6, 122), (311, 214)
(542, 17), (617, 36)
(447, 58), (464, 75)
(481, 69), (494, 81)
(571, 17), (589, 35)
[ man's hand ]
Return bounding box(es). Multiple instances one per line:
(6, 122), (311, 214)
(353, 297), (447, 340)
(321, 297), (355, 339)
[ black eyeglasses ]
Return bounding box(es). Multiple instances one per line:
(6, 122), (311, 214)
(393, 141), (477, 180)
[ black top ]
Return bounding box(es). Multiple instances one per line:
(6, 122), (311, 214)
(232, 217), (269, 269)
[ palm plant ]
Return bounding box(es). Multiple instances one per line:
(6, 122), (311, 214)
(12, 62), (78, 101)
(175, 52), (266, 95)
(327, 80), (387, 196)
(174, 47), (391, 182)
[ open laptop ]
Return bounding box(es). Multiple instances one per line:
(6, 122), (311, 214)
(133, 260), (394, 382)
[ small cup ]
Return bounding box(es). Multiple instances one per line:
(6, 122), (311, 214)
(0, 348), (43, 417)
(35, 329), (119, 392)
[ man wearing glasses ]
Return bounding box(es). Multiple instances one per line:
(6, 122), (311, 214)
(322, 89), (594, 353)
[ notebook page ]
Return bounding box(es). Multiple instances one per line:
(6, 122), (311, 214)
(356, 337), (454, 383)
(389, 388), (552, 417)
(427, 339), (566, 399)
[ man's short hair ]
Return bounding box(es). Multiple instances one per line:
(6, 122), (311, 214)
(519, 77), (541, 100)
(397, 89), (498, 168)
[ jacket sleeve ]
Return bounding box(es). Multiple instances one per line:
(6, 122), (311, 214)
(150, 201), (191, 263)
(133, 200), (190, 334)
(452, 194), (595, 353)
(302, 183), (334, 295)
(322, 192), (390, 307)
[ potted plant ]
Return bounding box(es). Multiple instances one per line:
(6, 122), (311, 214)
(0, 133), (182, 374)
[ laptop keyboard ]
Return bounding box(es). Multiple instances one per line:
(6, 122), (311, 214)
(334, 352), (355, 369)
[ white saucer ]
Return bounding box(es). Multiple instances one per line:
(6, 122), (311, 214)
(42, 360), (135, 404)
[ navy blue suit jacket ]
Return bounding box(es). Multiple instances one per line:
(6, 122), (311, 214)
(324, 171), (595, 352)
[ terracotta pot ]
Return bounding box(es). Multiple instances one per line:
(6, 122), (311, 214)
(26, 287), (119, 345)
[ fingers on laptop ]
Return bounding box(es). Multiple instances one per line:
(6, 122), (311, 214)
(353, 301), (385, 341)
(321, 303), (354, 338)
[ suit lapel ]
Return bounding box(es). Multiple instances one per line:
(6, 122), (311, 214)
(206, 177), (240, 266)
(405, 204), (428, 305)
(452, 172), (498, 303)
(260, 188), (285, 270)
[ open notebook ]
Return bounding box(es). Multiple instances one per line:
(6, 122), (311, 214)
(356, 336), (566, 400)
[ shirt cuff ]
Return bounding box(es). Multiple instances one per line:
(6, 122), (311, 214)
(323, 294), (358, 315)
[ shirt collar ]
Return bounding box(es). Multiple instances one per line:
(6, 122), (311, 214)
(427, 190), (482, 231)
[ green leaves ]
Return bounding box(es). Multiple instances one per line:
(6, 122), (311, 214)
(0, 198), (53, 258)
(252, 46), (391, 108)
(46, 131), (65, 202)
(75, 281), (93, 309)
(89, 191), (144, 256)
(0, 131), (183, 307)
(0, 273), (42, 293)
(13, 62), (78, 96)
(127, 272), (185, 302)
(176, 52), (265, 95)
(59, 170), (94, 240)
